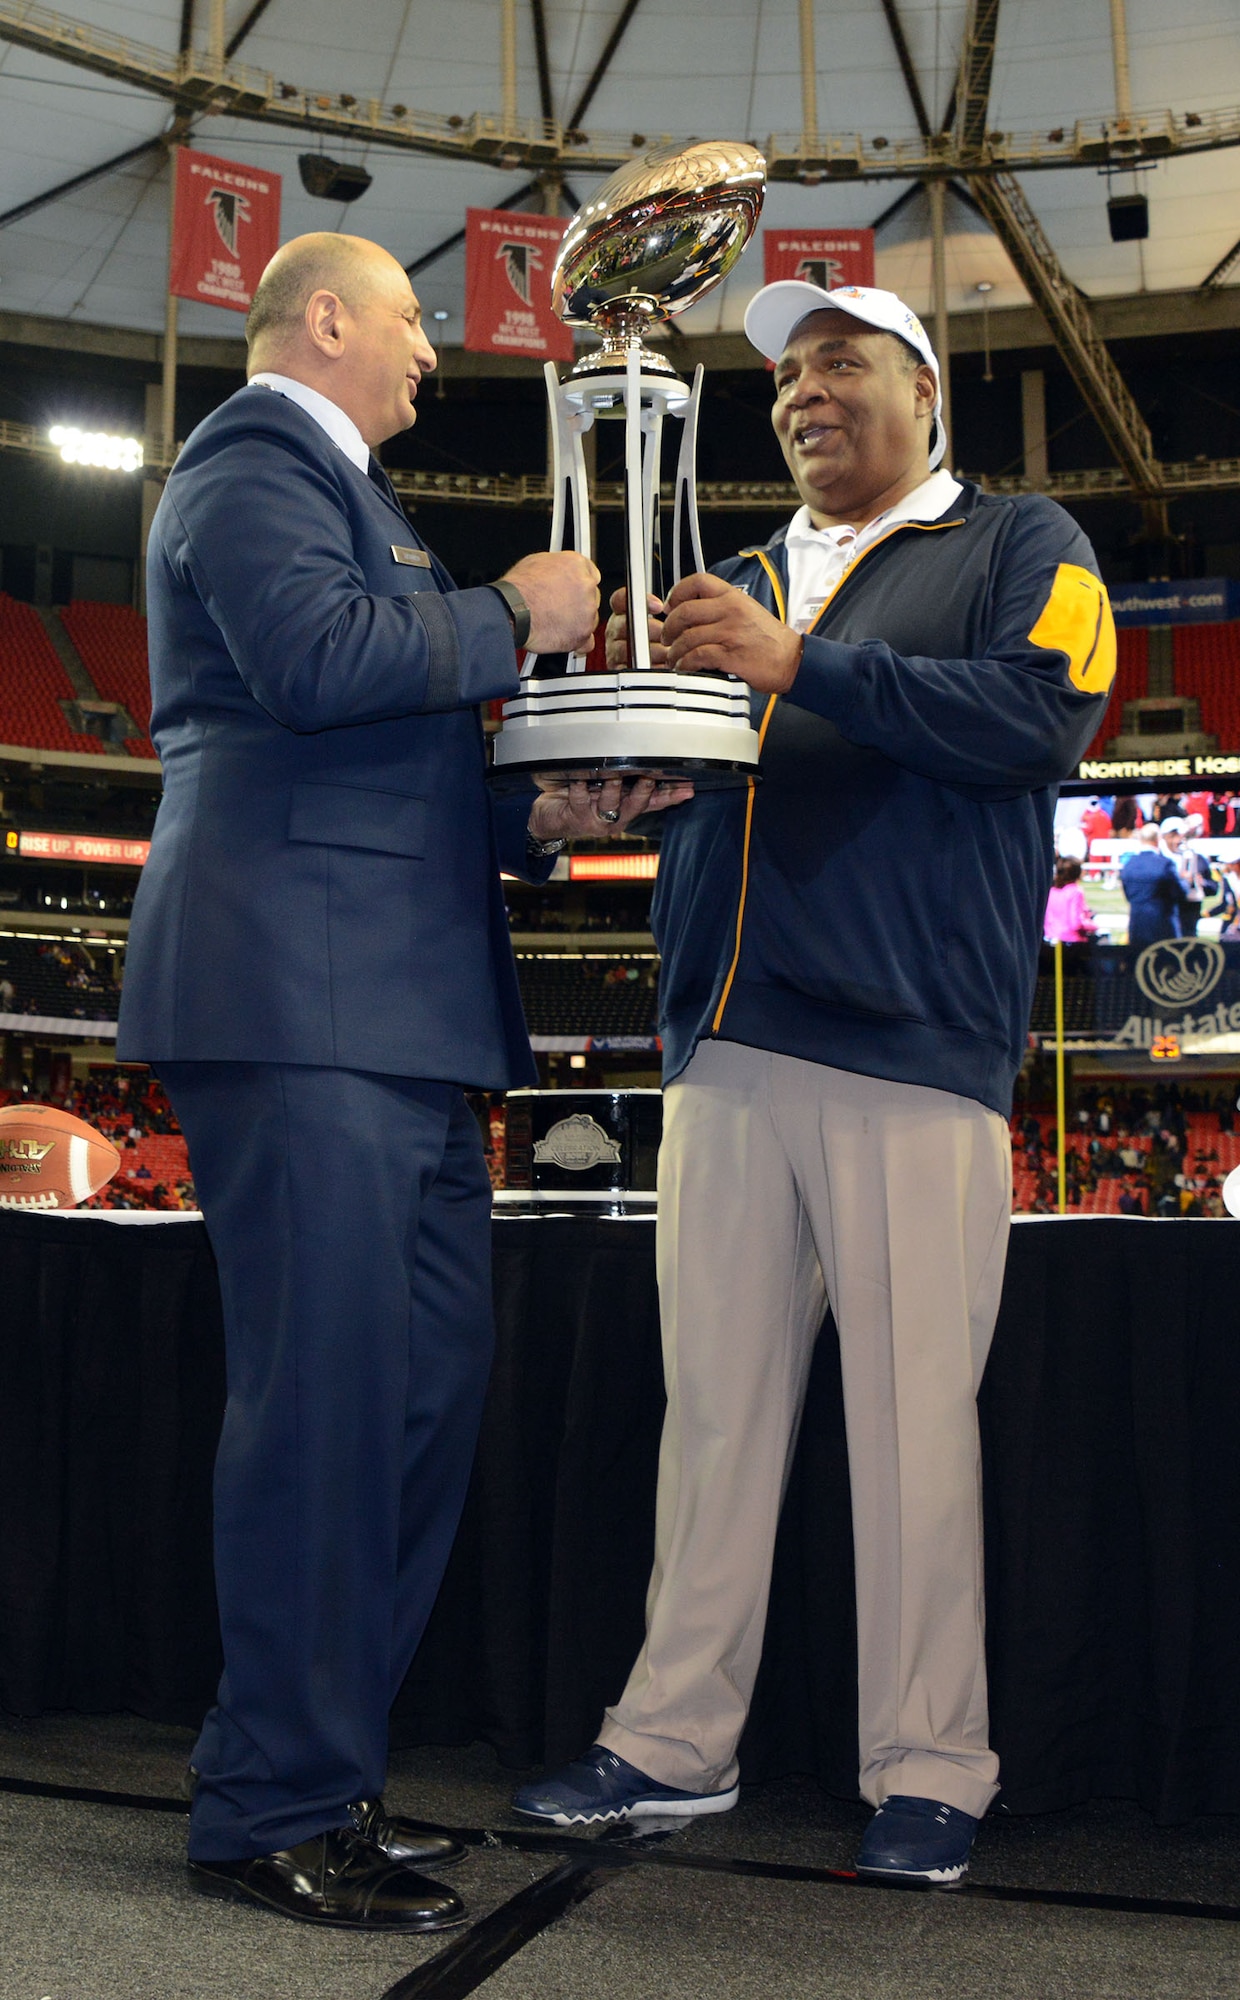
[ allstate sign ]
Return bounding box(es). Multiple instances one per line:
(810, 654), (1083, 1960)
(1111, 938), (1240, 1048)
(1134, 938), (1226, 1009)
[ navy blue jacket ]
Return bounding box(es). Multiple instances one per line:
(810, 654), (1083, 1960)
(651, 483), (1115, 1115)
(118, 386), (540, 1089)
(1121, 850), (1188, 950)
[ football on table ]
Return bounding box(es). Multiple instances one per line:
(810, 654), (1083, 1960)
(0, 1104), (121, 1209)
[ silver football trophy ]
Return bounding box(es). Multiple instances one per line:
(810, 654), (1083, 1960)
(490, 140), (766, 783)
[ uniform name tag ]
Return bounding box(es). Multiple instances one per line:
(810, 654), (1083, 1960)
(391, 545), (431, 568)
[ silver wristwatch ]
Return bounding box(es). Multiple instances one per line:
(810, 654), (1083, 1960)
(526, 830), (568, 858)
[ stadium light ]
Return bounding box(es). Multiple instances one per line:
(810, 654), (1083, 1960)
(48, 426), (143, 472)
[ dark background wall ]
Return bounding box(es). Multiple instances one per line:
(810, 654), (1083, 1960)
(2, 320), (1239, 606)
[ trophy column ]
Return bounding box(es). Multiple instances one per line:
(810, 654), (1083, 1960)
(529, 348), (703, 680)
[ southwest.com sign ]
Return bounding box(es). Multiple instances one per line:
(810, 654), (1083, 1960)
(1109, 578), (1240, 625)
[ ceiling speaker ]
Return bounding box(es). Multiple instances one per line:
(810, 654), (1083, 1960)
(1107, 193), (1149, 242)
(298, 154), (373, 203)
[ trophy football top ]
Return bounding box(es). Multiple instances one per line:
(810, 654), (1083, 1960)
(552, 139), (766, 374)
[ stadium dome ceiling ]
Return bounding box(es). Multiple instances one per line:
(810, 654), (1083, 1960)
(0, 0), (1237, 348)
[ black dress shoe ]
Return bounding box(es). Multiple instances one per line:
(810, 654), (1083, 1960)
(347, 1796), (468, 1868)
(184, 1770), (466, 1870)
(188, 1827), (466, 1931)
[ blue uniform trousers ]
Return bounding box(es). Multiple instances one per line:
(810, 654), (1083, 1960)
(159, 1062), (494, 1862)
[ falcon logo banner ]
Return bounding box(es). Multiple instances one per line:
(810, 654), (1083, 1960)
(763, 228), (875, 292)
(464, 208), (574, 361)
(170, 148), (282, 314)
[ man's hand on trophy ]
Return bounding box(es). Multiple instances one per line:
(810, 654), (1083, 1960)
(502, 551), (601, 655)
(605, 587), (669, 668)
(663, 574), (803, 692)
(528, 773), (695, 845)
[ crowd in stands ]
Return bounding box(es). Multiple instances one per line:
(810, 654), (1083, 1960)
(0, 937), (120, 1020)
(73, 1070), (195, 1211)
(0, 1070), (196, 1210)
(1011, 1081), (1240, 1216)
(1065, 789), (1240, 849)
(2, 1061), (1237, 1217)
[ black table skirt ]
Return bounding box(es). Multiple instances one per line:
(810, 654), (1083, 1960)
(1, 1212), (1238, 1824)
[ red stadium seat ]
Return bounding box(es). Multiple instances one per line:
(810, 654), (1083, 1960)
(1172, 623), (1240, 752)
(1080, 625), (1147, 763)
(0, 594), (105, 754)
(59, 600), (158, 758)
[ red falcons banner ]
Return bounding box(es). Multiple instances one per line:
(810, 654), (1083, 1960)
(464, 208), (574, 362)
(763, 227), (875, 292)
(169, 148), (282, 314)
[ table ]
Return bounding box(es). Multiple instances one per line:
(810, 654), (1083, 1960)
(1, 1210), (1237, 1823)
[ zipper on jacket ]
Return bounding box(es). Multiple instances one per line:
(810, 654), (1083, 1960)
(709, 516), (964, 1038)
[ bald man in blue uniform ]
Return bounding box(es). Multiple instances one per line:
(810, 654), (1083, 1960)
(118, 232), (678, 1932)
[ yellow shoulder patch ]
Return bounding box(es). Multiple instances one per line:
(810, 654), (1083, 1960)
(1028, 563), (1117, 695)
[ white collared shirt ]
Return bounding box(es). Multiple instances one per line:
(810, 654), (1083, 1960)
(247, 372), (371, 474)
(783, 468), (964, 633)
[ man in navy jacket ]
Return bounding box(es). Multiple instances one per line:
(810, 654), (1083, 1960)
(118, 232), (674, 1931)
(1122, 822), (1189, 948)
(515, 284), (1114, 1885)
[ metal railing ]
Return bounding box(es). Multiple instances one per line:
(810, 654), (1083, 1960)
(2, 0), (1238, 182)
(8, 418), (1240, 507)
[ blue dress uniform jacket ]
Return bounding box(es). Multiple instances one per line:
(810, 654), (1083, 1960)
(1121, 848), (1189, 950)
(651, 483), (1116, 1114)
(119, 383), (538, 1090)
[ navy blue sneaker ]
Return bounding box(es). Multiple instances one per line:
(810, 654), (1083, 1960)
(856, 1795), (979, 1884)
(512, 1745), (739, 1827)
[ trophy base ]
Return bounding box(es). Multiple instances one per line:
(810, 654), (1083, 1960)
(489, 671), (762, 786)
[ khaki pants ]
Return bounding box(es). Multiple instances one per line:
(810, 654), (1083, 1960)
(598, 1039), (1010, 1818)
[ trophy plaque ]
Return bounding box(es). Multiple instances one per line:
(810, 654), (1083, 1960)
(490, 139), (766, 785)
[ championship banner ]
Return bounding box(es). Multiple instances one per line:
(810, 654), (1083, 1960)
(169, 148), (282, 314)
(763, 227), (876, 292)
(464, 208), (574, 361)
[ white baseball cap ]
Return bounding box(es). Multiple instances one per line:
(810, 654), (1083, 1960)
(743, 280), (947, 470)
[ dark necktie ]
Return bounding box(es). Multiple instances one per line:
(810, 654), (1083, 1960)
(368, 456), (406, 515)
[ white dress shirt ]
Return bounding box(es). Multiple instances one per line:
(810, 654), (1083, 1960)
(247, 372), (371, 474)
(783, 468), (964, 633)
